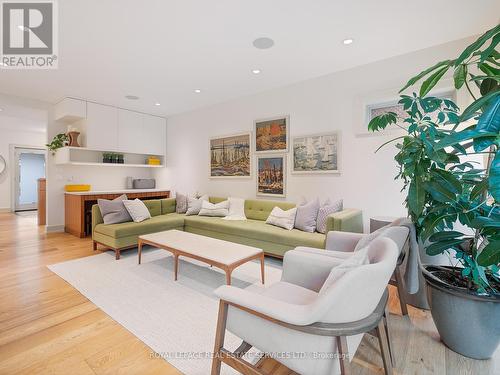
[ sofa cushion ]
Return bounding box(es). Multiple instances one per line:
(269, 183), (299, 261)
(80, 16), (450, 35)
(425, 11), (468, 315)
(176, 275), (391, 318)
(97, 194), (132, 224)
(266, 206), (297, 230)
(184, 216), (325, 248)
(244, 199), (296, 221)
(94, 213), (185, 238)
(143, 199), (162, 217)
(161, 198), (176, 214)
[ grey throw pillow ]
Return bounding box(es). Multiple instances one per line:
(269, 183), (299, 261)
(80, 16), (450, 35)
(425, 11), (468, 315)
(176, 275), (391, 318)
(98, 194), (132, 224)
(294, 198), (320, 233)
(176, 192), (188, 214)
(185, 195), (209, 216)
(316, 199), (343, 233)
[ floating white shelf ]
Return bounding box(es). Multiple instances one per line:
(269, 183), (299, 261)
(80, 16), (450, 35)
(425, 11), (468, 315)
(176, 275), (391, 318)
(61, 161), (164, 168)
(54, 147), (165, 168)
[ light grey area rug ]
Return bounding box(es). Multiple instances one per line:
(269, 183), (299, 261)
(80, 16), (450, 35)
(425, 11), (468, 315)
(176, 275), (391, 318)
(48, 247), (282, 375)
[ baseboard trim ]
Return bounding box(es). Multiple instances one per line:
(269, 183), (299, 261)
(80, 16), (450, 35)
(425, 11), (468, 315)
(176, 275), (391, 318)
(0, 207), (12, 213)
(46, 225), (65, 233)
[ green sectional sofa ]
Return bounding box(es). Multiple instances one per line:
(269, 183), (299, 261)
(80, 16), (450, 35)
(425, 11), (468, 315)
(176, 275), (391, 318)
(92, 197), (363, 259)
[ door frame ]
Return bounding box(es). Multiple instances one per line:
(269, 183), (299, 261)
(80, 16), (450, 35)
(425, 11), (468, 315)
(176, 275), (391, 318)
(9, 145), (47, 212)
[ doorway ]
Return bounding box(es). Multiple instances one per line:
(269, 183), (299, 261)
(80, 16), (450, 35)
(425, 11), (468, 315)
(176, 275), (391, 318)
(13, 147), (46, 212)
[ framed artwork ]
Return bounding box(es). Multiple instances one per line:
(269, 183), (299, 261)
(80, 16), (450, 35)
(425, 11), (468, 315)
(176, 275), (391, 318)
(209, 132), (251, 178)
(256, 154), (286, 197)
(292, 132), (340, 174)
(254, 116), (289, 153)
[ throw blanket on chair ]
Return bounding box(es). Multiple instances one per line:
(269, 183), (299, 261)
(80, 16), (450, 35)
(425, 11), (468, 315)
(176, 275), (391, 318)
(391, 218), (420, 294)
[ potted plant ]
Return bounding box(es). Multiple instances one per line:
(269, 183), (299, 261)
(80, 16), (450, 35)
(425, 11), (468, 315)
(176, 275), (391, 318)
(102, 152), (111, 163)
(46, 133), (69, 155)
(368, 24), (499, 359)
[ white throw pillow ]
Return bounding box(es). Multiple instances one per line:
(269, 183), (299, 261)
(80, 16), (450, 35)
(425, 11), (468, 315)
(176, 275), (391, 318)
(222, 197), (247, 221)
(319, 246), (369, 295)
(198, 200), (229, 217)
(185, 195), (209, 216)
(265, 206), (297, 230)
(123, 199), (151, 223)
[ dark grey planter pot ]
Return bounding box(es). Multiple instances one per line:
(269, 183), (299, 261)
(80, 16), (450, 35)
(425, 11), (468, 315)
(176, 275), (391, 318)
(422, 265), (500, 359)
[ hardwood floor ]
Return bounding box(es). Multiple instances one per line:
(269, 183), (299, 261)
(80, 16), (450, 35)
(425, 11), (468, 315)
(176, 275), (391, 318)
(0, 212), (498, 375)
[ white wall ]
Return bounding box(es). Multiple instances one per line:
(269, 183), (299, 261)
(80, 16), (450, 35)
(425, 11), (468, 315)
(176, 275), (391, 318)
(0, 127), (47, 211)
(163, 37), (474, 231)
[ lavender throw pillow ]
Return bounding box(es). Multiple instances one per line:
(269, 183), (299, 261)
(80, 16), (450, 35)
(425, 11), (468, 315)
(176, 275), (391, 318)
(294, 198), (320, 233)
(316, 199), (343, 233)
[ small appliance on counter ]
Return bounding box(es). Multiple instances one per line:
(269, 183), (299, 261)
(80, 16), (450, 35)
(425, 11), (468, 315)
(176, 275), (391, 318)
(132, 179), (156, 189)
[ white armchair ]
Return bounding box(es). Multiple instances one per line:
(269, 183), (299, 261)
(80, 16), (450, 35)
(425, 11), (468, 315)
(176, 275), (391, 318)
(296, 225), (411, 315)
(211, 237), (399, 375)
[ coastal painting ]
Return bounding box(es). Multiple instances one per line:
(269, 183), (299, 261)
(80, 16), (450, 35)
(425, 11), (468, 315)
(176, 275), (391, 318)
(257, 155), (286, 197)
(210, 133), (251, 178)
(255, 116), (289, 153)
(292, 132), (340, 174)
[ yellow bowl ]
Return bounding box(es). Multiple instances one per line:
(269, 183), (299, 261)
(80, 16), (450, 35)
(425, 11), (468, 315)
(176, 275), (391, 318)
(65, 184), (91, 192)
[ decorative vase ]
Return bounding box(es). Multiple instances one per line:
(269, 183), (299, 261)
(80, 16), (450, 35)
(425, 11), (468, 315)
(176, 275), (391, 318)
(67, 131), (80, 147)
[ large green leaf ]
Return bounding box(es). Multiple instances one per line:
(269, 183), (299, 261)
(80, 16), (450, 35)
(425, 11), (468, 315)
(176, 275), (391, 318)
(368, 112), (397, 132)
(477, 240), (500, 266)
(434, 129), (498, 150)
(431, 169), (462, 194)
(453, 64), (467, 89)
(476, 96), (500, 133)
(426, 239), (464, 256)
(399, 60), (451, 93)
(470, 178), (489, 201)
(480, 78), (499, 96)
(490, 150), (500, 203)
(480, 33), (500, 63)
(455, 24), (500, 67)
(419, 66), (450, 97)
(460, 90), (500, 122)
(429, 231), (465, 242)
(424, 181), (456, 202)
(408, 178), (425, 216)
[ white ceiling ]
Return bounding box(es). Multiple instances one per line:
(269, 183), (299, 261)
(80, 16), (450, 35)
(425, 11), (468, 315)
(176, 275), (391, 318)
(0, 0), (498, 117)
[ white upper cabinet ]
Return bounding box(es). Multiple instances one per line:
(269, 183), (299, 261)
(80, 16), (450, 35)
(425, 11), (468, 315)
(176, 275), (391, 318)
(142, 114), (166, 156)
(54, 98), (86, 123)
(117, 109), (144, 154)
(55, 98), (165, 156)
(118, 110), (166, 155)
(86, 102), (118, 150)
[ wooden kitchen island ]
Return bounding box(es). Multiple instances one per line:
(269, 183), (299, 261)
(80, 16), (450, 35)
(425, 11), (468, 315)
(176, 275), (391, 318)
(64, 189), (170, 237)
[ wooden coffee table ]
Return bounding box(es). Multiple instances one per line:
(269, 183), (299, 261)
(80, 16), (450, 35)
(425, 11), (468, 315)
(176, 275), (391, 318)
(137, 230), (265, 285)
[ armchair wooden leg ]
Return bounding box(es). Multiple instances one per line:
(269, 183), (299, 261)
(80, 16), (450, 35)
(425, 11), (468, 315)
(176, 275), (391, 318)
(211, 301), (228, 375)
(383, 306), (395, 367)
(336, 336), (351, 375)
(394, 268), (409, 316)
(93, 241), (97, 251)
(376, 320), (393, 375)
(115, 249), (120, 260)
(233, 341), (252, 358)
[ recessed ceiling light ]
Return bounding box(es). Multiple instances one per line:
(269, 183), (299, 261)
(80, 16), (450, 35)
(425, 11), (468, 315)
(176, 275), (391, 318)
(125, 95), (139, 100)
(154, 102), (161, 106)
(251, 69), (261, 74)
(343, 38), (354, 45)
(194, 89), (202, 93)
(253, 37), (274, 50)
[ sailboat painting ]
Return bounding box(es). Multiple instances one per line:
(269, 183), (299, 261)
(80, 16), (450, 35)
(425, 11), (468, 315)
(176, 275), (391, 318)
(292, 132), (340, 174)
(210, 132), (252, 178)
